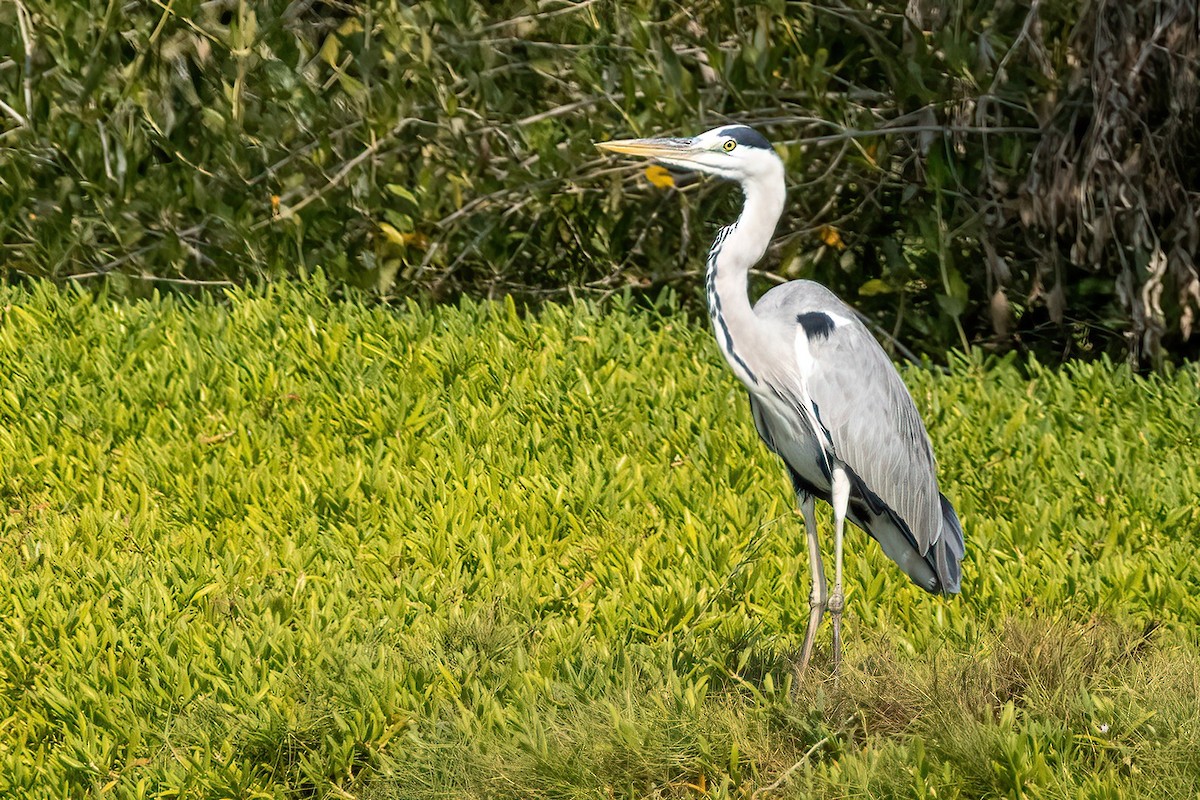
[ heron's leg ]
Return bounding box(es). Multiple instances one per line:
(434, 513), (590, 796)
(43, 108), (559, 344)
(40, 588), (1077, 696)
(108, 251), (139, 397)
(794, 492), (827, 680)
(829, 464), (850, 672)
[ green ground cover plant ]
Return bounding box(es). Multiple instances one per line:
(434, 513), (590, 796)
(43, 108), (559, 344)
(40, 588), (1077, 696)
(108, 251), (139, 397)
(1, 280), (1198, 797)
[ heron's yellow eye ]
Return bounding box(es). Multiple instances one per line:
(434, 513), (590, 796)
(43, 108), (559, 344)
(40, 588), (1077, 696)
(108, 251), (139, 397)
(722, 139), (737, 152)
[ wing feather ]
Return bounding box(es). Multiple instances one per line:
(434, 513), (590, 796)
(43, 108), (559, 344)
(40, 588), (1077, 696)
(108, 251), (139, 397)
(804, 321), (943, 553)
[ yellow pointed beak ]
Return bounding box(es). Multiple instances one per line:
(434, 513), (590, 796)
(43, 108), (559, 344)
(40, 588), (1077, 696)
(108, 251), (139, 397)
(595, 137), (697, 159)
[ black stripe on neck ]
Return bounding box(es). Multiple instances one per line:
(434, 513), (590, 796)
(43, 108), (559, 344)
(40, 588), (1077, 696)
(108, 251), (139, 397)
(706, 227), (759, 385)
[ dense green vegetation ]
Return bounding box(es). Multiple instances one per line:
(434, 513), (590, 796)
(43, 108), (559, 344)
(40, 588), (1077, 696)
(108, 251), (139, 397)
(3, 0), (1198, 364)
(1, 282), (1198, 797)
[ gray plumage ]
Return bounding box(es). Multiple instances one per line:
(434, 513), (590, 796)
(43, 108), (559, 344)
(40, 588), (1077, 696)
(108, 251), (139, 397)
(751, 281), (964, 594)
(598, 124), (965, 674)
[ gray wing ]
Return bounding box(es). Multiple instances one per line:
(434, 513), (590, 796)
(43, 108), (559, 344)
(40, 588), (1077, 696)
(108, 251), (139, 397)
(806, 321), (943, 552)
(756, 281), (944, 554)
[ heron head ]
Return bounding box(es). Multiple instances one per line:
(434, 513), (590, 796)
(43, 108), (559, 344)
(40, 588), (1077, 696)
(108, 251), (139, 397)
(596, 124), (781, 183)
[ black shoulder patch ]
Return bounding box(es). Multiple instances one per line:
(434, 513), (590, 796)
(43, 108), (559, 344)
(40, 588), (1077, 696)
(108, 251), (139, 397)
(796, 311), (835, 340)
(718, 125), (772, 150)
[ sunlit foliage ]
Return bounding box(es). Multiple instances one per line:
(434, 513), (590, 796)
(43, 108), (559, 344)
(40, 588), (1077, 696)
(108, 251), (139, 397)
(1, 281), (1197, 796)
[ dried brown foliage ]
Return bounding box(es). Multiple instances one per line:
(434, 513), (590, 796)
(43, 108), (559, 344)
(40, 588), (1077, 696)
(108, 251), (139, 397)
(1007, 0), (1200, 365)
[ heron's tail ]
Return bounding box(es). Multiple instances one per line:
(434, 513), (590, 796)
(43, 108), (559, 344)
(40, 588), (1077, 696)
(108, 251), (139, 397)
(845, 481), (964, 596)
(927, 493), (964, 594)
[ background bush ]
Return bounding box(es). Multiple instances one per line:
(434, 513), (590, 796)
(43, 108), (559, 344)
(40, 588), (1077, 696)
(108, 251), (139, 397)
(1, 0), (1197, 365)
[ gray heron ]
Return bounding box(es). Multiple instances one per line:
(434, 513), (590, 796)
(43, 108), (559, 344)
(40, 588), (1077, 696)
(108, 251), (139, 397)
(597, 125), (964, 674)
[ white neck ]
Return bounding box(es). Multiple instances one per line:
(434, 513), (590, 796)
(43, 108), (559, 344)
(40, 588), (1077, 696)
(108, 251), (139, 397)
(704, 162), (787, 387)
